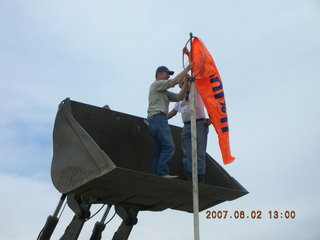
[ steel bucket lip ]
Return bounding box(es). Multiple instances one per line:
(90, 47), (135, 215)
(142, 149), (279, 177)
(63, 166), (248, 213)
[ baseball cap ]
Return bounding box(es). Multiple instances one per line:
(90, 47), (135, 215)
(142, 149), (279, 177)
(155, 66), (174, 76)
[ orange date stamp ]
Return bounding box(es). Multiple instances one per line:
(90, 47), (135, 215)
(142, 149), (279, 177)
(205, 210), (296, 220)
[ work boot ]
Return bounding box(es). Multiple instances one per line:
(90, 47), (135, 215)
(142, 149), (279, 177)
(162, 175), (178, 179)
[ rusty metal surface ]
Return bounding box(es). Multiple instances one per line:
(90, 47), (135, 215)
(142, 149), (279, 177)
(51, 98), (248, 212)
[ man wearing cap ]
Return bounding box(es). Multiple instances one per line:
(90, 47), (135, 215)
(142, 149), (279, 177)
(147, 63), (193, 178)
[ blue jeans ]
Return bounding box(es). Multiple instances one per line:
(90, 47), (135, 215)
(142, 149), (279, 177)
(148, 115), (175, 176)
(182, 120), (208, 180)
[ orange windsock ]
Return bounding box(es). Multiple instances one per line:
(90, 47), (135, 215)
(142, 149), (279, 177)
(191, 37), (235, 164)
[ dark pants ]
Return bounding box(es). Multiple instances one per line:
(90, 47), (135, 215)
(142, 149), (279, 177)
(148, 115), (175, 176)
(182, 120), (208, 182)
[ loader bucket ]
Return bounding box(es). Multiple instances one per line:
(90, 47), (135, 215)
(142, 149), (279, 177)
(51, 98), (248, 213)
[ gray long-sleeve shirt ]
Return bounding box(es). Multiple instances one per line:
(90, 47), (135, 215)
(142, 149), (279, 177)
(147, 79), (180, 118)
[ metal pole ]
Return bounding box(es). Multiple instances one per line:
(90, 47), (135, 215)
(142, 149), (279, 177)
(53, 194), (67, 217)
(89, 205), (112, 240)
(189, 32), (200, 240)
(37, 194), (66, 240)
(100, 205), (112, 223)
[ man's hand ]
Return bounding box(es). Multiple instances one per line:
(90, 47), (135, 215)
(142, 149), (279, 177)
(183, 47), (190, 56)
(179, 74), (191, 91)
(186, 62), (194, 71)
(167, 109), (178, 119)
(205, 119), (212, 127)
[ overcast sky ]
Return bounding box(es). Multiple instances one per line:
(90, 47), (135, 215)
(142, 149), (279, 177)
(1, 0), (320, 239)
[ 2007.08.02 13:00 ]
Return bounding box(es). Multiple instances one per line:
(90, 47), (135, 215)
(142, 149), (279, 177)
(205, 210), (296, 219)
